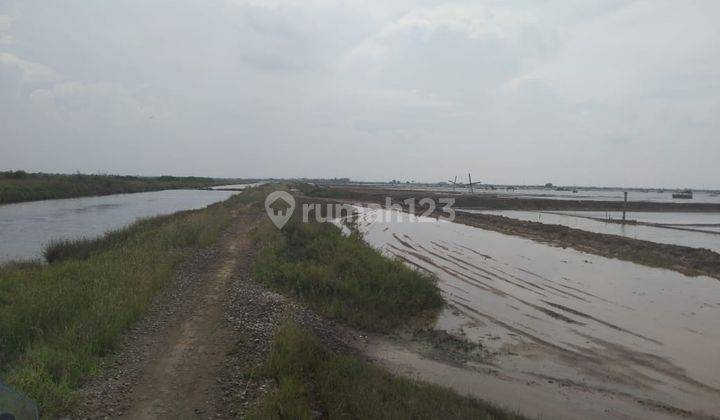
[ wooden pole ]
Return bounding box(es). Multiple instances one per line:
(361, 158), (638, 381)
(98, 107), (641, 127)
(468, 173), (473, 194)
(623, 191), (628, 222)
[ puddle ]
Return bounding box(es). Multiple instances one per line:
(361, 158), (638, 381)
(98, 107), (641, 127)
(343, 207), (720, 418)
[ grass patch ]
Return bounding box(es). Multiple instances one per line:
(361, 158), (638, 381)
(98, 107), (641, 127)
(0, 171), (253, 204)
(0, 194), (243, 416)
(251, 322), (523, 420)
(251, 218), (443, 332)
(41, 216), (177, 263)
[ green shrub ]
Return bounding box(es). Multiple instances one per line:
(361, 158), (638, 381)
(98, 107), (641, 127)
(251, 220), (443, 332)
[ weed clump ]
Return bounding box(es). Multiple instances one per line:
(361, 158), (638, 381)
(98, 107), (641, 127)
(251, 219), (443, 332)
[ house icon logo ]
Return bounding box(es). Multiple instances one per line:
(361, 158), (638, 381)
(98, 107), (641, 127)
(265, 191), (296, 229)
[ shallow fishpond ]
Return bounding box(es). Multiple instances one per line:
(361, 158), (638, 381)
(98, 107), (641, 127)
(344, 207), (720, 419)
(460, 209), (720, 252)
(374, 183), (720, 204)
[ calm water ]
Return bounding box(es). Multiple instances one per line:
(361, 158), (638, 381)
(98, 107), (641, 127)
(342, 207), (720, 416)
(361, 183), (720, 204)
(0, 189), (236, 263)
(459, 209), (720, 252)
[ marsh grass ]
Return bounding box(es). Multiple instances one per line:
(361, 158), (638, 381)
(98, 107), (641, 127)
(251, 218), (444, 332)
(251, 322), (524, 420)
(0, 194), (241, 415)
(41, 216), (168, 263)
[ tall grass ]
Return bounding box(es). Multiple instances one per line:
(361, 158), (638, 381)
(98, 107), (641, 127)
(0, 195), (241, 415)
(41, 216), (175, 263)
(251, 322), (523, 420)
(251, 219), (444, 332)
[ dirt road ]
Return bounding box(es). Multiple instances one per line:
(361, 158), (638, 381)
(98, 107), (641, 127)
(75, 209), (351, 418)
(76, 212), (258, 418)
(119, 221), (248, 418)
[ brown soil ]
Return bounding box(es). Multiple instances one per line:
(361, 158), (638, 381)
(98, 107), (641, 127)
(74, 210), (259, 418)
(116, 214), (251, 419)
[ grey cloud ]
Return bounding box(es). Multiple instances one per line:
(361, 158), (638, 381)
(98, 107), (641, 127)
(0, 0), (718, 187)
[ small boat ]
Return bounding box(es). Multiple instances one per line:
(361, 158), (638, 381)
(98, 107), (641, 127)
(672, 189), (693, 199)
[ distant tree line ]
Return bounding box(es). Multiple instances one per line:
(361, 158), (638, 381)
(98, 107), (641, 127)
(0, 171), (242, 204)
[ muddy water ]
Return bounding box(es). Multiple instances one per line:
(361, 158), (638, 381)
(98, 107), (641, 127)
(347, 207), (720, 419)
(461, 209), (720, 252)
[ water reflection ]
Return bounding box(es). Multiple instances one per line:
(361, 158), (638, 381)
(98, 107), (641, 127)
(0, 189), (235, 263)
(345, 207), (720, 416)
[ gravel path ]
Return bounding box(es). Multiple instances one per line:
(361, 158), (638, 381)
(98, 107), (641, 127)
(74, 209), (360, 419)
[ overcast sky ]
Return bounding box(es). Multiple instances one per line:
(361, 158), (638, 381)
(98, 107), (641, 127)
(1, 1), (718, 187)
